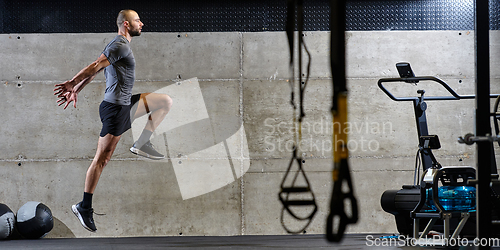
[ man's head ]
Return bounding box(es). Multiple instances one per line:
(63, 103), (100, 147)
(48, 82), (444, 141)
(117, 10), (143, 37)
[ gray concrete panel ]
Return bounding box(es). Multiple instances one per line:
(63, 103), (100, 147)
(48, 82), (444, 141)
(242, 32), (331, 80)
(0, 34), (112, 81)
(0, 160), (241, 238)
(242, 31), (483, 80)
(132, 33), (241, 80)
(1, 80), (103, 159)
(0, 33), (241, 81)
(0, 79), (243, 160)
(242, 32), (290, 80)
(491, 31), (500, 79)
(243, 79), (294, 159)
(243, 169), (330, 235)
(243, 167), (415, 235)
(347, 31), (475, 78)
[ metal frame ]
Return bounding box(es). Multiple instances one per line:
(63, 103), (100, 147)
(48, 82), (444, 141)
(475, 0), (492, 245)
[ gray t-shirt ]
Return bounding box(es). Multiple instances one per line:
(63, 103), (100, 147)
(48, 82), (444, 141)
(102, 35), (135, 105)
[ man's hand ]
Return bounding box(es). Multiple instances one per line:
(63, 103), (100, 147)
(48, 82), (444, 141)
(54, 80), (78, 109)
(54, 53), (109, 109)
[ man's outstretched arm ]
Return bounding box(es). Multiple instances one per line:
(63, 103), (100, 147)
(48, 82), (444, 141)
(54, 53), (110, 109)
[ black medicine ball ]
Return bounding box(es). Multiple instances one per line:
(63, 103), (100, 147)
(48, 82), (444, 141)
(16, 201), (54, 239)
(0, 203), (15, 240)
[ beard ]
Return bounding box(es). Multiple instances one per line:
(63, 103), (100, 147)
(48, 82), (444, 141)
(130, 28), (141, 37)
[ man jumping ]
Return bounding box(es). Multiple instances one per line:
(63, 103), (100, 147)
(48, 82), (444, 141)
(54, 9), (172, 232)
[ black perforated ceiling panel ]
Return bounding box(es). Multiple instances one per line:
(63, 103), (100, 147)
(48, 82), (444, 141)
(0, 0), (499, 33)
(347, 1), (475, 30)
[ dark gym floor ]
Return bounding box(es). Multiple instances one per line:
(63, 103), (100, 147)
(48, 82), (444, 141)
(2, 234), (500, 250)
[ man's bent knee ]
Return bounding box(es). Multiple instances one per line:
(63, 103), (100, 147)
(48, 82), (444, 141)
(163, 94), (173, 109)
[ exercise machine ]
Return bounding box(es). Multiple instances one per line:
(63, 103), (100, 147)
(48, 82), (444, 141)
(379, 63), (500, 239)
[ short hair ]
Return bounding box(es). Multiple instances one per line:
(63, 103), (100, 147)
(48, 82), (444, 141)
(116, 10), (134, 28)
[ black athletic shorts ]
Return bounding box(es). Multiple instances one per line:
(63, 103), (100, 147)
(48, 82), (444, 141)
(99, 94), (141, 137)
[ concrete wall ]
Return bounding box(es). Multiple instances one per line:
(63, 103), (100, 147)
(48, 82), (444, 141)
(0, 31), (499, 238)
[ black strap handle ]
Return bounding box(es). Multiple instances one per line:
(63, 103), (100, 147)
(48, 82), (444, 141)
(279, 157), (318, 234)
(326, 159), (358, 242)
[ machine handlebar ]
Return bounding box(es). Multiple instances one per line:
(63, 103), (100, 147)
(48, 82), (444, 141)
(377, 76), (498, 101)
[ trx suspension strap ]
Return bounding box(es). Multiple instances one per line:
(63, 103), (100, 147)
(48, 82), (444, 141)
(278, 0), (318, 234)
(326, 0), (358, 242)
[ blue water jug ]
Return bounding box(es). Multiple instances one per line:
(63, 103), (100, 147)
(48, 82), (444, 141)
(425, 186), (476, 212)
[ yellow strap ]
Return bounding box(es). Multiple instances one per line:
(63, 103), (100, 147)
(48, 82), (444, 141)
(332, 93), (348, 181)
